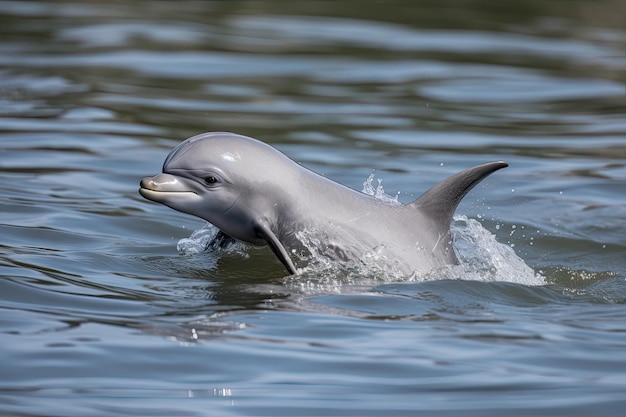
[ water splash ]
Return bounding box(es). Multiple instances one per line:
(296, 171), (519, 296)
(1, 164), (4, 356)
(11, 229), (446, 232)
(177, 223), (219, 254)
(362, 173), (400, 205)
(447, 215), (544, 286)
(177, 223), (248, 257)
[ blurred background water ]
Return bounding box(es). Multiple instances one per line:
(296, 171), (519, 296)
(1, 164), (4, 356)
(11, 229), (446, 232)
(1, 0), (625, 416)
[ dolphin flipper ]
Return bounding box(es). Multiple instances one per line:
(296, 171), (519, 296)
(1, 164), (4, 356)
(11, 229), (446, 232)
(411, 161), (508, 229)
(254, 221), (298, 275)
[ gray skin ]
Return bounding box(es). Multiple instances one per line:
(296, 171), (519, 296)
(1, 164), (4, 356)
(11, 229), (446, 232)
(139, 132), (507, 275)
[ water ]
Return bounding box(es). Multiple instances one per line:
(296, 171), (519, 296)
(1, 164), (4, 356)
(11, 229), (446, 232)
(1, 0), (625, 415)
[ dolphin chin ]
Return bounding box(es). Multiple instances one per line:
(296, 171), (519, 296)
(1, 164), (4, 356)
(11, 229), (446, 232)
(139, 131), (508, 276)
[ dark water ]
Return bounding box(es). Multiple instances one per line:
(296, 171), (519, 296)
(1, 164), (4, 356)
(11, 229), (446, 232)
(1, 1), (625, 416)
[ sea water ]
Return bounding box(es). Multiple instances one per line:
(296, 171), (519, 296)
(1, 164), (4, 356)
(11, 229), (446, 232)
(1, 1), (625, 416)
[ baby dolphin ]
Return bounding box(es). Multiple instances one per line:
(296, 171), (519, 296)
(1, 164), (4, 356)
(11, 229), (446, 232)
(139, 132), (507, 275)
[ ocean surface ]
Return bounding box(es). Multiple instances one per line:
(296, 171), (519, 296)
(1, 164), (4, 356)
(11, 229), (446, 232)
(1, 1), (625, 416)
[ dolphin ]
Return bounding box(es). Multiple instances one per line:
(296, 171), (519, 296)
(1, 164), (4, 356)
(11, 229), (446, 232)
(139, 132), (507, 276)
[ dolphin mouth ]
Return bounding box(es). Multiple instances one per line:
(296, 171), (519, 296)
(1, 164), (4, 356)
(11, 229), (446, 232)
(139, 176), (200, 202)
(138, 187), (198, 199)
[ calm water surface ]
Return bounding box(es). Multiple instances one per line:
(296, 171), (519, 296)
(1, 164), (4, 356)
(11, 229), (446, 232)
(1, 1), (625, 416)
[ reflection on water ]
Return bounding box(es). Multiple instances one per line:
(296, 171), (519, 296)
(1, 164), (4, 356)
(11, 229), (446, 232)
(1, 0), (625, 416)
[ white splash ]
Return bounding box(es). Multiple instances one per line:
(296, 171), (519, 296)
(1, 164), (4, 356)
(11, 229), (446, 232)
(447, 215), (544, 286)
(177, 223), (248, 257)
(362, 173), (400, 205)
(177, 223), (219, 254)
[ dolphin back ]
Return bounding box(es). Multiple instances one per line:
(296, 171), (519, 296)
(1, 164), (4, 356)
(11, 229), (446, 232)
(409, 161), (508, 230)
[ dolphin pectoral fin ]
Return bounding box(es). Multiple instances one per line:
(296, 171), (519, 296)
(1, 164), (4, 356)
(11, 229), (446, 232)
(411, 161), (508, 228)
(254, 222), (298, 275)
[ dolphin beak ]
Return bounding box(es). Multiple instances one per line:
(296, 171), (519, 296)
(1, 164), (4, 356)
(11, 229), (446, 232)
(139, 174), (200, 202)
(140, 173), (182, 192)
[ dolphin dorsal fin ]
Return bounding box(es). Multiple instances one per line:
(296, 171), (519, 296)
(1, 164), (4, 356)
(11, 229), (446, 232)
(410, 161), (508, 228)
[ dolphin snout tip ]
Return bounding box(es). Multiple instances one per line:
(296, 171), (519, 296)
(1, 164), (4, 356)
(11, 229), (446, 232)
(140, 176), (155, 190)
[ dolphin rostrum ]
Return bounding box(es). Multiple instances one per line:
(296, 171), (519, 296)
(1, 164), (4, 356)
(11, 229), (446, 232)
(139, 132), (507, 276)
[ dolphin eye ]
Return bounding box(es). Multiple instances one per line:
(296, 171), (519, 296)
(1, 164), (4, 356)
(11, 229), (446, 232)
(204, 175), (219, 185)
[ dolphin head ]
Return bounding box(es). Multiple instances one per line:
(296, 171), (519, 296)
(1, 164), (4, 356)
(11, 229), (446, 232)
(139, 132), (294, 245)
